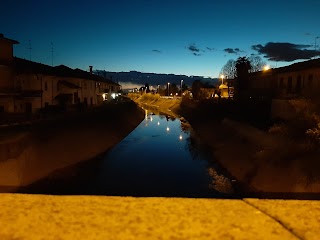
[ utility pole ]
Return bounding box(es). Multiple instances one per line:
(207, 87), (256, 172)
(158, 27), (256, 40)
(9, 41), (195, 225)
(27, 40), (32, 61)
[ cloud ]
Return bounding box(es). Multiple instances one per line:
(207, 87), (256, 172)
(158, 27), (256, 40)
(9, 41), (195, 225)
(152, 49), (162, 53)
(223, 48), (243, 54)
(186, 43), (215, 56)
(187, 43), (200, 53)
(252, 42), (320, 61)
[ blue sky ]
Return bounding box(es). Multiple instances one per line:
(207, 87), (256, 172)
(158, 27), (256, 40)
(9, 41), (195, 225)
(1, 0), (320, 77)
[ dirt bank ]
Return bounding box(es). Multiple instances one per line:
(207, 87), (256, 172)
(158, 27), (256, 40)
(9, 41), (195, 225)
(0, 100), (144, 188)
(129, 94), (320, 195)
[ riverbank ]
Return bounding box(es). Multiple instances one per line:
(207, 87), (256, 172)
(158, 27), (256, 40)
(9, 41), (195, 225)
(128, 93), (320, 196)
(0, 100), (144, 189)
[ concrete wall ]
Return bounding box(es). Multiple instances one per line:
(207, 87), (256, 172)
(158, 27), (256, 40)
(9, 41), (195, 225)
(0, 101), (144, 187)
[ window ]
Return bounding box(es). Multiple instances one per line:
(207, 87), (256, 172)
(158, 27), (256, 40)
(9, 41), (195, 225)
(287, 76), (292, 93)
(296, 75), (302, 93)
(308, 74), (313, 87)
(279, 77), (284, 88)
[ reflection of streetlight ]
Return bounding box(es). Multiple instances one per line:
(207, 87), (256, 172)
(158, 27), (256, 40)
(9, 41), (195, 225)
(167, 82), (170, 96)
(180, 80), (183, 96)
(220, 74), (225, 84)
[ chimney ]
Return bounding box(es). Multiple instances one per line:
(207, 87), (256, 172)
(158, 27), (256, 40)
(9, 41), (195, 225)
(89, 66), (93, 74)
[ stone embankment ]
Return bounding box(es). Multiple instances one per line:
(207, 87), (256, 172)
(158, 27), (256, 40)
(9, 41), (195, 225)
(0, 100), (144, 188)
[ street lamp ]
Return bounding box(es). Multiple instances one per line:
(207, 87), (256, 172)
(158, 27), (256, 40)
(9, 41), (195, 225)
(167, 82), (170, 96)
(263, 65), (270, 71)
(180, 80), (183, 96)
(220, 74), (225, 85)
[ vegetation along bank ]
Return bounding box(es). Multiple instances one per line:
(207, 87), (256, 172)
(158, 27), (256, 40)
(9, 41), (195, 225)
(129, 93), (320, 196)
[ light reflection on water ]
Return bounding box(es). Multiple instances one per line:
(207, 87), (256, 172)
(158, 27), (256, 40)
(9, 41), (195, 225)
(95, 109), (234, 197)
(17, 109), (234, 197)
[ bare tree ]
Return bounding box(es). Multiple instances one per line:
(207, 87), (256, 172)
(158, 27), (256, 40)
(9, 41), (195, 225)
(248, 55), (266, 72)
(236, 56), (252, 91)
(220, 59), (236, 79)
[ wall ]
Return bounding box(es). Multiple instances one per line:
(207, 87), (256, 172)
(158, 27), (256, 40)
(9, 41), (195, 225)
(0, 101), (144, 187)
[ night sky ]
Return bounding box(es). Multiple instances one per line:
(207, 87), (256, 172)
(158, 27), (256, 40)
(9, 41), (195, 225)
(1, 0), (320, 77)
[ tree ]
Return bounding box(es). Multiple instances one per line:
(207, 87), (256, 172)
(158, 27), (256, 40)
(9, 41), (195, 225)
(220, 59), (236, 79)
(248, 55), (266, 73)
(145, 83), (150, 93)
(235, 56), (252, 92)
(191, 80), (203, 100)
(170, 83), (179, 95)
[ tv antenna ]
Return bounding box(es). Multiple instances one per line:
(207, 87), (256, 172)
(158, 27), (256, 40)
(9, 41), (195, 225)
(51, 42), (54, 66)
(27, 40), (32, 61)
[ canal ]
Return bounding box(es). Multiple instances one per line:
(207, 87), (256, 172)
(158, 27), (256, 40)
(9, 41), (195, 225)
(19, 109), (235, 198)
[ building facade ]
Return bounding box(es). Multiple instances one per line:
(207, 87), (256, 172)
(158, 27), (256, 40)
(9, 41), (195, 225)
(247, 59), (320, 100)
(0, 34), (121, 114)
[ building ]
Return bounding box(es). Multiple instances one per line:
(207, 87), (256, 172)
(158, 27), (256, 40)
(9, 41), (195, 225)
(247, 59), (320, 100)
(0, 33), (19, 112)
(0, 34), (121, 114)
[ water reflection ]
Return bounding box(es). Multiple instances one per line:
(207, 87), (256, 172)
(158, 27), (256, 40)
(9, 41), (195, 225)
(18, 109), (235, 198)
(94, 109), (234, 197)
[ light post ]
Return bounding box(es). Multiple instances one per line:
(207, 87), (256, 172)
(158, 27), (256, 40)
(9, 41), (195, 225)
(167, 82), (170, 96)
(314, 36), (319, 59)
(220, 74), (225, 85)
(180, 80), (183, 96)
(263, 65), (270, 71)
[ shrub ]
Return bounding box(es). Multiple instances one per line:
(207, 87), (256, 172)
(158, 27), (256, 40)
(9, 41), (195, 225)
(269, 99), (320, 146)
(140, 93), (160, 102)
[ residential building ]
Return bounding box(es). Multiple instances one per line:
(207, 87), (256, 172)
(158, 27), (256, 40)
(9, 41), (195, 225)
(0, 34), (121, 114)
(247, 59), (320, 100)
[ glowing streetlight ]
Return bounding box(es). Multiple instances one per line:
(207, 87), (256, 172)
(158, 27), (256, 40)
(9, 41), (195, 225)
(263, 65), (270, 71)
(220, 74), (225, 84)
(167, 82), (170, 96)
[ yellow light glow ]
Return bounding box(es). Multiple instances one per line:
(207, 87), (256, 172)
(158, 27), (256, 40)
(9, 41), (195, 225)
(179, 135), (183, 140)
(263, 65), (270, 71)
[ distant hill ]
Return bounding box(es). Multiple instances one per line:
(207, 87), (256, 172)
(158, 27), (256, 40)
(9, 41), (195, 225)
(94, 70), (219, 89)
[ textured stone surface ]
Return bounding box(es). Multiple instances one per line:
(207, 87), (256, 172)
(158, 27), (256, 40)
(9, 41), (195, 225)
(0, 194), (300, 240)
(245, 198), (320, 240)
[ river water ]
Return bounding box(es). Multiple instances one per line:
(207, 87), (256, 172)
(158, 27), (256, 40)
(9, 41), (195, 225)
(19, 109), (235, 198)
